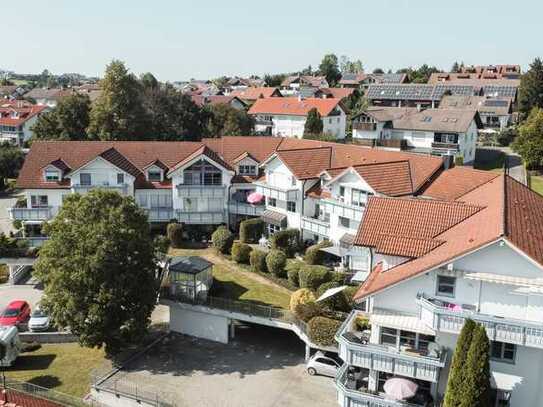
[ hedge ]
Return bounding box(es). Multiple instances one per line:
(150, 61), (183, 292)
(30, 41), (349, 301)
(304, 240), (332, 265)
(249, 249), (268, 273)
(270, 229), (300, 257)
(286, 259), (304, 287)
(343, 286), (358, 310)
(316, 281), (351, 312)
(266, 249), (287, 277)
(307, 316), (343, 347)
(289, 288), (316, 312)
(167, 223), (184, 248)
(294, 302), (322, 322)
(211, 226), (234, 254)
(239, 218), (264, 243)
(231, 242), (252, 264)
(299, 265), (332, 290)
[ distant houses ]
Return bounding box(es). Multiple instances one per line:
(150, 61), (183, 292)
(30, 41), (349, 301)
(0, 100), (48, 145)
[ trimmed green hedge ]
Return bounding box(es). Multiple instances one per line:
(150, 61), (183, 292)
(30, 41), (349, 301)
(239, 218), (264, 243)
(249, 249), (268, 273)
(304, 240), (332, 265)
(266, 249), (287, 277)
(286, 259), (304, 287)
(294, 301), (322, 322)
(307, 316), (343, 346)
(299, 265), (332, 290)
(270, 229), (300, 257)
(231, 242), (252, 264)
(211, 226), (234, 254)
(167, 223), (184, 248)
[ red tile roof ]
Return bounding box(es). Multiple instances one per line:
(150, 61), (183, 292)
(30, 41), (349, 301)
(275, 147), (333, 180)
(0, 104), (47, 126)
(230, 87), (281, 101)
(248, 97), (343, 117)
(190, 95), (245, 107)
(320, 88), (355, 99)
(353, 161), (414, 197)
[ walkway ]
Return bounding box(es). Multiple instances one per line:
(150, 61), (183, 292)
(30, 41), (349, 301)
(504, 148), (527, 185)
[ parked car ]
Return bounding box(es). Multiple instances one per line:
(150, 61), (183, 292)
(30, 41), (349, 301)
(0, 300), (31, 327)
(306, 351), (341, 377)
(28, 306), (51, 332)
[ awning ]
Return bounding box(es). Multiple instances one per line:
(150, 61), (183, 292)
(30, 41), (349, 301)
(340, 233), (355, 246)
(491, 371), (523, 391)
(261, 209), (287, 227)
(370, 308), (435, 335)
(351, 271), (370, 283)
(465, 272), (543, 288)
(316, 285), (347, 302)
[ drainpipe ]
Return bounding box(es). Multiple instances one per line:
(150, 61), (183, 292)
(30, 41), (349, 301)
(226, 182), (232, 230)
(301, 181), (306, 240)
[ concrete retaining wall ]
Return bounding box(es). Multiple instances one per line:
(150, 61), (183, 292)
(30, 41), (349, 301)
(170, 306), (230, 344)
(20, 332), (78, 343)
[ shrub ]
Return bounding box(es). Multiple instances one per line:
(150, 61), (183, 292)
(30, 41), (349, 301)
(167, 223), (183, 248)
(316, 281), (342, 310)
(0, 264), (8, 284)
(211, 226), (234, 254)
(286, 259), (304, 287)
(289, 288), (316, 312)
(231, 242), (252, 264)
(239, 218), (264, 243)
(304, 240), (332, 265)
(307, 316), (342, 347)
(294, 301), (322, 322)
(270, 229), (300, 257)
(354, 315), (370, 331)
(266, 249), (287, 277)
(331, 271), (348, 284)
(249, 249), (268, 273)
(299, 265), (332, 290)
(343, 286), (358, 310)
(154, 235), (170, 255)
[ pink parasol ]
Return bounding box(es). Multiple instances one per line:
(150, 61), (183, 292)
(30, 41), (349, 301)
(383, 377), (418, 400)
(247, 192), (264, 204)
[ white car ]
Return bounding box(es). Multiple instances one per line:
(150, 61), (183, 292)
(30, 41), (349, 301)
(28, 307), (51, 332)
(306, 351), (341, 377)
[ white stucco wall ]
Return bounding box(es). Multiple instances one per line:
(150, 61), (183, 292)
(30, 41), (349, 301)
(169, 306), (230, 344)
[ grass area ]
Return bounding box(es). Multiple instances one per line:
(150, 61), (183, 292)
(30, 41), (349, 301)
(169, 247), (291, 309)
(530, 175), (543, 196)
(5, 343), (109, 397)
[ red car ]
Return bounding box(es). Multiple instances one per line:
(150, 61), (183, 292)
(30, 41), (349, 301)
(0, 300), (31, 327)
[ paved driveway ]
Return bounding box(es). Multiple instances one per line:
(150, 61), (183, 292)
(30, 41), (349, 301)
(101, 324), (338, 407)
(0, 281), (43, 311)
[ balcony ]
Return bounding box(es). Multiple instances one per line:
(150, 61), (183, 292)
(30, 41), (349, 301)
(336, 364), (422, 407)
(417, 294), (543, 349)
(71, 183), (128, 195)
(177, 184), (226, 198)
(254, 181), (298, 202)
(353, 122), (377, 131)
(229, 202), (265, 216)
(431, 142), (460, 153)
(301, 216), (330, 237)
(8, 207), (52, 221)
(321, 198), (364, 222)
(146, 207), (175, 222)
(336, 312), (447, 383)
(176, 210), (225, 224)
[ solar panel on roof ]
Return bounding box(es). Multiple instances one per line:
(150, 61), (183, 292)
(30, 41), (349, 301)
(482, 85), (517, 98)
(484, 99), (509, 107)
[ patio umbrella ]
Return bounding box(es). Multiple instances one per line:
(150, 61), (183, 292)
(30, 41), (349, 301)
(383, 378), (418, 400)
(247, 192), (264, 204)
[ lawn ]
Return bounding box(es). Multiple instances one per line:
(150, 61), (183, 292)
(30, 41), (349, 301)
(5, 343), (110, 397)
(530, 175), (543, 196)
(169, 247), (292, 309)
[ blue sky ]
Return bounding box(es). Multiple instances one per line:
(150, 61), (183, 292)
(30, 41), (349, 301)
(5, 0), (539, 81)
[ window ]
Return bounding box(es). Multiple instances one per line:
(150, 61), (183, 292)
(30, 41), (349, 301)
(148, 169), (162, 182)
(380, 327), (398, 346)
(287, 201), (296, 212)
(203, 172), (221, 185)
(44, 169), (60, 182)
(339, 216), (350, 229)
(80, 173), (91, 186)
(339, 186), (345, 200)
(491, 341), (516, 363)
(239, 165), (256, 175)
(268, 197), (277, 207)
(437, 275), (456, 297)
(351, 189), (370, 207)
(30, 195), (48, 208)
(268, 224), (280, 235)
(117, 173), (124, 185)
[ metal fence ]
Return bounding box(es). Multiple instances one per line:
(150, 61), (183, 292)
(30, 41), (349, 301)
(3, 379), (91, 407)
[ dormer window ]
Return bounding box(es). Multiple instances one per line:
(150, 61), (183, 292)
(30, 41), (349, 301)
(147, 168), (163, 182)
(44, 169), (60, 182)
(239, 165), (256, 175)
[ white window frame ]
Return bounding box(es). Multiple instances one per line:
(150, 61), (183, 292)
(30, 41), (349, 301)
(490, 341), (516, 364)
(117, 173), (125, 185)
(44, 169), (60, 182)
(287, 201), (296, 213)
(436, 275), (456, 298)
(80, 173), (92, 186)
(147, 169), (163, 182)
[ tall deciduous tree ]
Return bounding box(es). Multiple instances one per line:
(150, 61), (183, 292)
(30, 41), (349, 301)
(304, 108), (323, 137)
(0, 143), (24, 189)
(443, 319), (477, 407)
(511, 107), (543, 169)
(34, 190), (159, 355)
(518, 57), (543, 117)
(32, 93), (91, 140)
(88, 60), (147, 140)
(319, 54), (341, 86)
(462, 324), (491, 407)
(340, 56), (364, 74)
(205, 104), (254, 137)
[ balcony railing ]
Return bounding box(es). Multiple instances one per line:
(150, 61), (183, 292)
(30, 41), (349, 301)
(417, 294), (543, 349)
(321, 198), (364, 222)
(431, 142), (460, 152)
(335, 364), (422, 407)
(336, 311), (446, 383)
(353, 122), (377, 131)
(176, 210), (225, 224)
(177, 184), (226, 198)
(8, 207), (52, 221)
(146, 207), (175, 222)
(254, 181), (298, 202)
(301, 216), (330, 237)
(229, 202), (265, 216)
(71, 183), (128, 194)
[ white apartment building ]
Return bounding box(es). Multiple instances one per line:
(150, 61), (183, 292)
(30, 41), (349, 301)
(335, 169), (543, 407)
(352, 107), (481, 165)
(0, 100), (47, 146)
(249, 97), (347, 139)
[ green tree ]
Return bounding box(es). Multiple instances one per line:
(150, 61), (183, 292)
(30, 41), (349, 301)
(205, 104), (254, 137)
(264, 73), (286, 87)
(0, 143), (24, 189)
(32, 93), (91, 140)
(443, 319), (477, 407)
(319, 54), (341, 86)
(34, 190), (158, 355)
(340, 56), (364, 74)
(462, 324), (491, 407)
(88, 60), (147, 140)
(518, 57), (543, 117)
(397, 64), (441, 83)
(451, 61), (461, 73)
(511, 107), (543, 169)
(372, 68), (384, 74)
(304, 108), (323, 137)
(140, 72), (159, 90)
